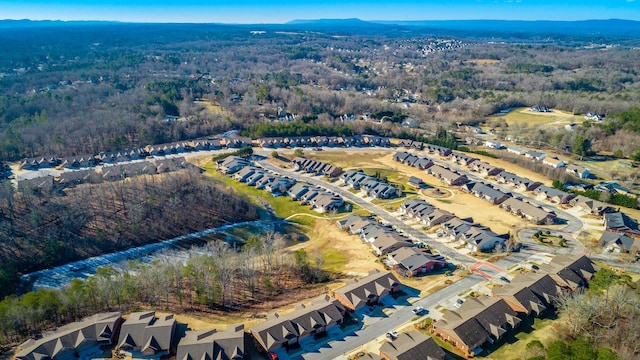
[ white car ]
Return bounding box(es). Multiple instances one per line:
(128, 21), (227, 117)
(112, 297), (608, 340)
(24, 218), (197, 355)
(386, 331), (398, 339)
(412, 306), (427, 315)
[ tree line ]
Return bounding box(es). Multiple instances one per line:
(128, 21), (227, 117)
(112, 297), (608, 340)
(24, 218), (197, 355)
(0, 170), (259, 298)
(0, 237), (329, 351)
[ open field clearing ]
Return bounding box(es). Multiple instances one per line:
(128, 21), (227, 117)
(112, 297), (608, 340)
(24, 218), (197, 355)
(465, 59), (501, 65)
(194, 99), (225, 114)
(489, 107), (583, 128)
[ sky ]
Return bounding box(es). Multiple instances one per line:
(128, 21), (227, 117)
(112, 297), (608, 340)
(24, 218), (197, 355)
(1, 0), (639, 23)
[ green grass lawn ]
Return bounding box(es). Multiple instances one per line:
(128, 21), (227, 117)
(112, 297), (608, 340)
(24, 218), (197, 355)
(482, 316), (558, 360)
(203, 162), (329, 226)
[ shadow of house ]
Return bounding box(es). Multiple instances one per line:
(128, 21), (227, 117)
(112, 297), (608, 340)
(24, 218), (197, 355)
(17, 175), (55, 194)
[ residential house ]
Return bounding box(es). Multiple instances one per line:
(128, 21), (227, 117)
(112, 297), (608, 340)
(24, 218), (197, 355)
(246, 171), (266, 186)
(331, 269), (402, 311)
(542, 157), (565, 168)
(223, 137), (253, 149)
(398, 199), (431, 217)
(604, 212), (640, 238)
(17, 175), (54, 193)
(426, 165), (468, 186)
(463, 182), (511, 205)
(499, 197), (557, 225)
(484, 140), (503, 149)
(379, 331), (446, 360)
(389, 248), (447, 277)
(56, 169), (101, 188)
(468, 160), (503, 176)
(370, 233), (413, 256)
(287, 183), (311, 200)
(495, 171), (541, 191)
(461, 227), (507, 252)
(542, 255), (598, 291)
(525, 150), (546, 162)
(392, 151), (411, 163)
(336, 215), (373, 232)
(599, 231), (640, 254)
(506, 146), (526, 156)
(155, 157), (188, 173)
(433, 296), (521, 357)
(569, 195), (615, 216)
(426, 144), (452, 157)
(233, 166), (258, 182)
(208, 138), (222, 150)
(264, 177), (295, 195)
(407, 176), (425, 189)
(16, 312), (123, 360)
(216, 156), (251, 174)
(492, 273), (562, 317)
(176, 325), (245, 360)
(449, 152), (478, 166)
(249, 295), (345, 354)
(311, 193), (344, 213)
(565, 165), (590, 179)
(418, 209), (455, 228)
(413, 157), (434, 170)
(534, 185), (576, 204)
(117, 311), (177, 358)
(361, 179), (401, 199)
(595, 181), (632, 195)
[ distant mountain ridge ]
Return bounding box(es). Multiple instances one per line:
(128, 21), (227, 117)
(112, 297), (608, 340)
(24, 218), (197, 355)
(2, 18), (640, 42)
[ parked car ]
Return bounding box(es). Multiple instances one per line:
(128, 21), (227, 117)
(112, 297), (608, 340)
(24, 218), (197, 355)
(412, 306), (427, 315)
(454, 298), (464, 308)
(500, 276), (511, 283)
(531, 264), (540, 270)
(386, 331), (399, 339)
(268, 352), (279, 360)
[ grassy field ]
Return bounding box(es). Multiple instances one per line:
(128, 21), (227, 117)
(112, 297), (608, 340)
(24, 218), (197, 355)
(194, 100), (225, 114)
(202, 161), (328, 227)
(484, 316), (560, 360)
(489, 107), (583, 128)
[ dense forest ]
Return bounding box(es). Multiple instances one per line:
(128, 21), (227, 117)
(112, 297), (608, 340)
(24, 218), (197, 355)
(0, 170), (259, 298)
(1, 22), (640, 161)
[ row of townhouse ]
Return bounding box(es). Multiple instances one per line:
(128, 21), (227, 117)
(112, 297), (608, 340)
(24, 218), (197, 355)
(340, 170), (401, 199)
(17, 309), (246, 360)
(392, 151), (558, 226)
(16, 158), (190, 193)
(287, 182), (344, 213)
(290, 157), (343, 177)
(506, 145), (593, 177)
(440, 216), (508, 252)
(257, 135), (392, 149)
(220, 156), (345, 213)
(253, 269), (447, 359)
(16, 278), (447, 360)
(600, 209), (640, 255)
(433, 255), (598, 357)
(337, 215), (449, 276)
(231, 165), (296, 195)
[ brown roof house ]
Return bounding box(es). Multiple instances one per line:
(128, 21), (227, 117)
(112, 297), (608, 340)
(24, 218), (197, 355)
(331, 269), (402, 311)
(541, 255), (598, 291)
(379, 331), (446, 360)
(492, 273), (563, 317)
(499, 197), (557, 225)
(569, 195), (615, 216)
(16, 312), (123, 360)
(426, 165), (468, 186)
(176, 324), (245, 360)
(249, 295), (345, 355)
(117, 311), (177, 358)
(388, 247), (448, 278)
(433, 296), (521, 357)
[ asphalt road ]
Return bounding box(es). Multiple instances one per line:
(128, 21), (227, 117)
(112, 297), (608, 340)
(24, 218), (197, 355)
(256, 158), (478, 268)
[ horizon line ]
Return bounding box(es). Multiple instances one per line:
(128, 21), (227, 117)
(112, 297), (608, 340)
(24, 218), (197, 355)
(1, 17), (638, 25)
